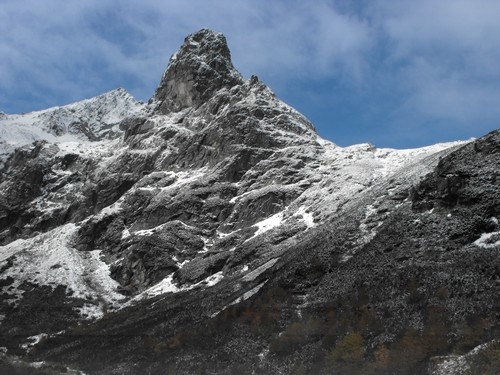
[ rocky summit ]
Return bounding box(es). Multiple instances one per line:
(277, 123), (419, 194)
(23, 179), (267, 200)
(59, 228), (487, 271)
(154, 29), (243, 114)
(0, 29), (498, 375)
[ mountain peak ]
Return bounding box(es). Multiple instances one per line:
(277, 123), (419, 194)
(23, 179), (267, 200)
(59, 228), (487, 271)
(153, 28), (243, 113)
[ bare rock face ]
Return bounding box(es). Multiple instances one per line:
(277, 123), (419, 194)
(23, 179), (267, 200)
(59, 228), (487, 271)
(153, 29), (243, 113)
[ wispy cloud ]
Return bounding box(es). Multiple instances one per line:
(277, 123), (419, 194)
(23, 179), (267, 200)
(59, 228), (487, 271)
(1, 0), (499, 147)
(0, 1), (373, 109)
(372, 0), (500, 136)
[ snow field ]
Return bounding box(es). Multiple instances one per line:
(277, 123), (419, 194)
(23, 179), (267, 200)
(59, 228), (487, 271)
(0, 224), (123, 319)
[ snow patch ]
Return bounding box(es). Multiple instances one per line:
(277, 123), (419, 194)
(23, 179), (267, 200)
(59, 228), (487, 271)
(0, 224), (123, 319)
(140, 274), (180, 298)
(294, 206), (315, 228)
(203, 271), (224, 287)
(357, 204), (382, 244)
(199, 237), (211, 253)
(431, 340), (498, 375)
(21, 334), (48, 351)
(173, 256), (191, 268)
(433, 355), (470, 375)
(133, 228), (158, 237)
(128, 270), (226, 305)
(121, 228), (131, 239)
(247, 212), (284, 241)
(217, 229), (240, 238)
(229, 190), (253, 204)
(258, 348), (270, 362)
(473, 231), (500, 249)
(94, 195), (126, 220)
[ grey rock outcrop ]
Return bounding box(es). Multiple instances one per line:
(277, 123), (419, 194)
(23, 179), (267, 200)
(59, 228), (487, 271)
(153, 29), (243, 113)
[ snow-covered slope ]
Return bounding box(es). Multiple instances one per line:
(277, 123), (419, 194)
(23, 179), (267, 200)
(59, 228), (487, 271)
(0, 125), (465, 308)
(0, 29), (469, 319)
(0, 223), (123, 320)
(0, 88), (145, 169)
(0, 29), (497, 375)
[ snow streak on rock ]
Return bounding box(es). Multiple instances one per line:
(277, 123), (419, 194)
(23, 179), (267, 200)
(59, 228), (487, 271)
(0, 224), (123, 319)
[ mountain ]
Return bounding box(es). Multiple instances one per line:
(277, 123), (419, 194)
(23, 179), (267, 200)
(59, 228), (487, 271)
(0, 88), (145, 169)
(0, 29), (498, 375)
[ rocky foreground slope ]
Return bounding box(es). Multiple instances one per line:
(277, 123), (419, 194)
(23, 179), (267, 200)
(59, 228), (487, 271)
(0, 29), (498, 374)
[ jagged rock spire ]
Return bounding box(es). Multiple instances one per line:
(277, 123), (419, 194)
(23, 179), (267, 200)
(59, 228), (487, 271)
(154, 29), (243, 114)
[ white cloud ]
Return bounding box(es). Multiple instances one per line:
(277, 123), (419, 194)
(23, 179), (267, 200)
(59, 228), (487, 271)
(0, 0), (373, 111)
(395, 58), (500, 125)
(224, 2), (373, 82)
(371, 0), (500, 132)
(1, 0), (499, 146)
(379, 0), (500, 54)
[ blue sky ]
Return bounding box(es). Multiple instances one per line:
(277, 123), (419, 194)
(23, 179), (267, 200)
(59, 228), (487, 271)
(1, 0), (499, 148)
